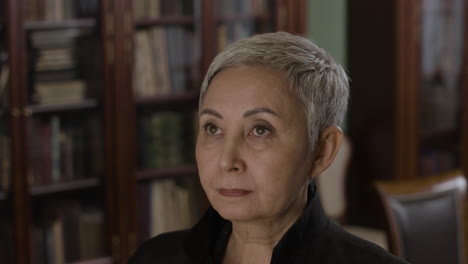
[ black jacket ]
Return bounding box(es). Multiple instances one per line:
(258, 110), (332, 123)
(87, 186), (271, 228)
(129, 185), (408, 264)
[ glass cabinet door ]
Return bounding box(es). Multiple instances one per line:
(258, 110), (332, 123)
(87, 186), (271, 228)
(419, 0), (465, 176)
(22, 0), (108, 263)
(0, 2), (14, 262)
(132, 0), (203, 245)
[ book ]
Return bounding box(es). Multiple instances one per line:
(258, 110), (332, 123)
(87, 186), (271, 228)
(34, 79), (86, 105)
(138, 112), (189, 169)
(148, 178), (199, 236)
(24, 0), (97, 21)
(32, 200), (105, 263)
(133, 30), (159, 97)
(51, 116), (61, 182)
(166, 27), (187, 93)
(79, 208), (105, 259)
(149, 27), (171, 95)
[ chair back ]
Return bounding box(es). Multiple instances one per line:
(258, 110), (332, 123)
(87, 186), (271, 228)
(375, 171), (466, 264)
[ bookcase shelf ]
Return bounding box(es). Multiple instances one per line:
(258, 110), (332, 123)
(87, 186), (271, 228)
(25, 19), (97, 31)
(137, 164), (197, 182)
(135, 91), (198, 111)
(421, 129), (458, 143)
(27, 99), (99, 115)
(135, 16), (195, 28)
(30, 177), (101, 196)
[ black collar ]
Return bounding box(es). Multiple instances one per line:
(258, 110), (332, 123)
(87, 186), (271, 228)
(185, 184), (329, 264)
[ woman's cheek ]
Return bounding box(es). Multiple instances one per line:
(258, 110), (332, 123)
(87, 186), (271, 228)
(246, 136), (275, 151)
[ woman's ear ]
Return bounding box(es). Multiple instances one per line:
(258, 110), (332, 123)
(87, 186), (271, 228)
(309, 125), (344, 179)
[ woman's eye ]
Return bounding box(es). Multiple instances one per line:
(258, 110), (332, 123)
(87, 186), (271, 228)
(251, 126), (271, 136)
(204, 123), (220, 135)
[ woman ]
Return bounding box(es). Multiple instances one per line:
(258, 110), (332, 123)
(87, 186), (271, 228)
(130, 32), (407, 264)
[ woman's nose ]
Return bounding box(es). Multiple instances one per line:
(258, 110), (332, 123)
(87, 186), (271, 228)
(218, 137), (245, 173)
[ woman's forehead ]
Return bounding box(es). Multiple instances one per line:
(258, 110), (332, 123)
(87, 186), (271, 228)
(201, 66), (305, 121)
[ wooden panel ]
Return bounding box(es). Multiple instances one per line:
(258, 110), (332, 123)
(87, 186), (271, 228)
(347, 0), (397, 228)
(6, 0), (30, 263)
(100, 1), (120, 263)
(394, 0), (420, 180)
(201, 0), (216, 75)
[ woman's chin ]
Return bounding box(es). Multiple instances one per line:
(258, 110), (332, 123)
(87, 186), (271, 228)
(212, 203), (257, 222)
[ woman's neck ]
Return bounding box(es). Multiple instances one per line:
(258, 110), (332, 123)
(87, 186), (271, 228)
(222, 193), (308, 264)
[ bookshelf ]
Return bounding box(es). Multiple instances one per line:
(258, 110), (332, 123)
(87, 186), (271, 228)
(347, 0), (468, 229)
(0, 0), (306, 263)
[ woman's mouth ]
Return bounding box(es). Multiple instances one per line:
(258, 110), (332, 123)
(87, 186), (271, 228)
(218, 188), (252, 197)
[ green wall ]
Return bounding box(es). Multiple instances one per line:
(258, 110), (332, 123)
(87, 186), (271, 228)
(307, 0), (347, 67)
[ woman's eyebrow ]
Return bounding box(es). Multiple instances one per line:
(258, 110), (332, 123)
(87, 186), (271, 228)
(243, 107), (280, 118)
(199, 108), (223, 119)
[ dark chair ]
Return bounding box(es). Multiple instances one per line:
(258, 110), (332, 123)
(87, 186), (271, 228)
(375, 170), (467, 264)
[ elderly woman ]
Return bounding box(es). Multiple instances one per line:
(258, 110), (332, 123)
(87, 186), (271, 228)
(130, 32), (407, 264)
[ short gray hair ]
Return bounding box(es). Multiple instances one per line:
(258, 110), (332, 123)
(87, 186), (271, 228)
(199, 32), (349, 156)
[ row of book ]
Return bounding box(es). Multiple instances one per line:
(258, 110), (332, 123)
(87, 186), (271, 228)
(133, 0), (194, 20)
(138, 178), (201, 241)
(216, 0), (271, 16)
(133, 27), (199, 98)
(29, 29), (101, 105)
(24, 0), (98, 22)
(138, 111), (194, 169)
(420, 149), (458, 177)
(27, 114), (104, 186)
(31, 200), (105, 264)
(217, 22), (253, 52)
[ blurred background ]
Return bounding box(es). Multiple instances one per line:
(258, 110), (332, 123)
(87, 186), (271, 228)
(0, 0), (466, 263)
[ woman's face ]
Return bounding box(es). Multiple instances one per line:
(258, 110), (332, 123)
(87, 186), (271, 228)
(196, 66), (312, 222)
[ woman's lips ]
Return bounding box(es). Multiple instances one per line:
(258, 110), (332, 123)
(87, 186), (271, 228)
(218, 188), (251, 197)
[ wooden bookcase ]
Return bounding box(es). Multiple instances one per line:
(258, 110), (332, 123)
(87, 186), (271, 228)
(347, 0), (468, 228)
(0, 0), (306, 264)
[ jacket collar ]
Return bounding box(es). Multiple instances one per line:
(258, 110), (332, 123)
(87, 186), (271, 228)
(185, 183), (329, 264)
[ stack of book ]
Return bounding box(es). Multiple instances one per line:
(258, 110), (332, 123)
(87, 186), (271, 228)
(30, 29), (90, 105)
(138, 178), (200, 240)
(138, 111), (194, 169)
(133, 0), (194, 19)
(32, 200), (105, 264)
(27, 114), (103, 186)
(133, 27), (197, 97)
(24, 0), (99, 21)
